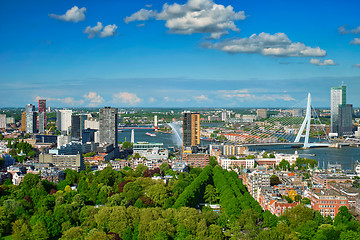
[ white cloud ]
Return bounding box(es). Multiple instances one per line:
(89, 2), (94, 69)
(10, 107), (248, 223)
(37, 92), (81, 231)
(338, 25), (360, 34)
(149, 97), (156, 103)
(137, 23), (146, 27)
(124, 9), (158, 23)
(35, 96), (84, 106)
(203, 32), (326, 57)
(83, 92), (104, 106)
(353, 64), (360, 68)
(146, 4), (152, 8)
(125, 0), (246, 39)
(100, 24), (118, 38)
(113, 92), (142, 105)
(350, 38), (360, 45)
(309, 58), (337, 66)
(164, 97), (169, 101)
(84, 22), (103, 39)
(49, 6), (86, 22)
(218, 89), (295, 102)
(194, 94), (210, 102)
(83, 23), (117, 38)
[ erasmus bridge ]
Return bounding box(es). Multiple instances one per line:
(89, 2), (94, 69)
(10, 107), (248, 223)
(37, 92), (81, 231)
(224, 93), (331, 149)
(168, 93), (332, 149)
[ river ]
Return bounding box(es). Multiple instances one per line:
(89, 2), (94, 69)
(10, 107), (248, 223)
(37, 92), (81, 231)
(118, 127), (360, 170)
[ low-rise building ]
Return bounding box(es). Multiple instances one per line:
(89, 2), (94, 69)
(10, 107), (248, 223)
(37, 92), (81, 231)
(218, 157), (255, 170)
(310, 188), (349, 218)
(39, 154), (85, 171)
(269, 200), (299, 216)
(182, 153), (209, 168)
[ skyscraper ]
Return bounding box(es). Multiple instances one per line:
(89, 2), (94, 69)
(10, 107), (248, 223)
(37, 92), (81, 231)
(38, 99), (46, 133)
(25, 104), (37, 133)
(183, 112), (200, 148)
(57, 110), (72, 134)
(71, 114), (88, 139)
(99, 107), (118, 146)
(331, 84), (353, 136)
(21, 112), (26, 132)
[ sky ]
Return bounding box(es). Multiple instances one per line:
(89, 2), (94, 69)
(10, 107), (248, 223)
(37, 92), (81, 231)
(0, 0), (360, 108)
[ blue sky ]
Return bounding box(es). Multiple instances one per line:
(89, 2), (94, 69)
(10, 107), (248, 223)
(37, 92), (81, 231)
(0, 0), (360, 108)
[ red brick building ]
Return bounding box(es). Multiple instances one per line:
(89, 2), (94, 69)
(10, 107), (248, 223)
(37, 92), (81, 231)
(182, 154), (209, 168)
(310, 188), (349, 218)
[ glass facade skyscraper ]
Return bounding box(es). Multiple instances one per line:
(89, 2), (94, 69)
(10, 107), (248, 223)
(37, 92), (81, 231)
(331, 84), (353, 136)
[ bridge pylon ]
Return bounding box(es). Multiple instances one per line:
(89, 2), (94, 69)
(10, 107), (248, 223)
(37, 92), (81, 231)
(294, 93), (312, 148)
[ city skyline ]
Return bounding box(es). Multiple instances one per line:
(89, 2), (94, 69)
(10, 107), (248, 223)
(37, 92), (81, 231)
(1, 0), (360, 108)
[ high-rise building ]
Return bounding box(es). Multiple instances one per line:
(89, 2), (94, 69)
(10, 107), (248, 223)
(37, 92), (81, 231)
(25, 104), (37, 133)
(99, 107), (118, 146)
(38, 99), (46, 133)
(331, 84), (353, 136)
(0, 114), (6, 129)
(257, 109), (267, 119)
(56, 110), (72, 134)
(71, 114), (88, 139)
(339, 104), (353, 136)
(183, 112), (200, 148)
(21, 112), (26, 131)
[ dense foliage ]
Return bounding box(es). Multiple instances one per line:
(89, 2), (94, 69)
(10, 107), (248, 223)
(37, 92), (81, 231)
(0, 164), (359, 239)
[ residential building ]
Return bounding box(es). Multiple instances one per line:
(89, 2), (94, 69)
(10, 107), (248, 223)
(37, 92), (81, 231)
(182, 153), (209, 168)
(183, 112), (200, 148)
(57, 109), (72, 134)
(292, 109), (303, 117)
(99, 107), (118, 146)
(269, 200), (299, 216)
(218, 157), (255, 170)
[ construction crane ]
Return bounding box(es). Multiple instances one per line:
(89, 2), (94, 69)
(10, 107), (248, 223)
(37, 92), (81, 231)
(46, 126), (53, 135)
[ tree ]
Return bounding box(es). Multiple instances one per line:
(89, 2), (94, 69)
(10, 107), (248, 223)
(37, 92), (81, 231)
(159, 162), (170, 175)
(31, 222), (49, 240)
(12, 220), (31, 240)
(22, 173), (41, 190)
(278, 159), (290, 171)
(334, 206), (354, 227)
(122, 141), (133, 149)
(60, 227), (84, 240)
(209, 156), (218, 167)
(270, 175), (281, 186)
(204, 185), (219, 204)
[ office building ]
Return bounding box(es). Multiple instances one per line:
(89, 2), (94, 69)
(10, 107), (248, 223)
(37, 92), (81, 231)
(183, 112), (200, 148)
(99, 107), (118, 145)
(25, 104), (37, 134)
(39, 154), (84, 172)
(310, 188), (349, 219)
(82, 128), (97, 143)
(84, 119), (99, 130)
(257, 109), (267, 119)
(0, 114), (6, 129)
(339, 104), (353, 136)
(71, 114), (88, 139)
(56, 109), (72, 134)
(38, 99), (46, 133)
(331, 84), (353, 136)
